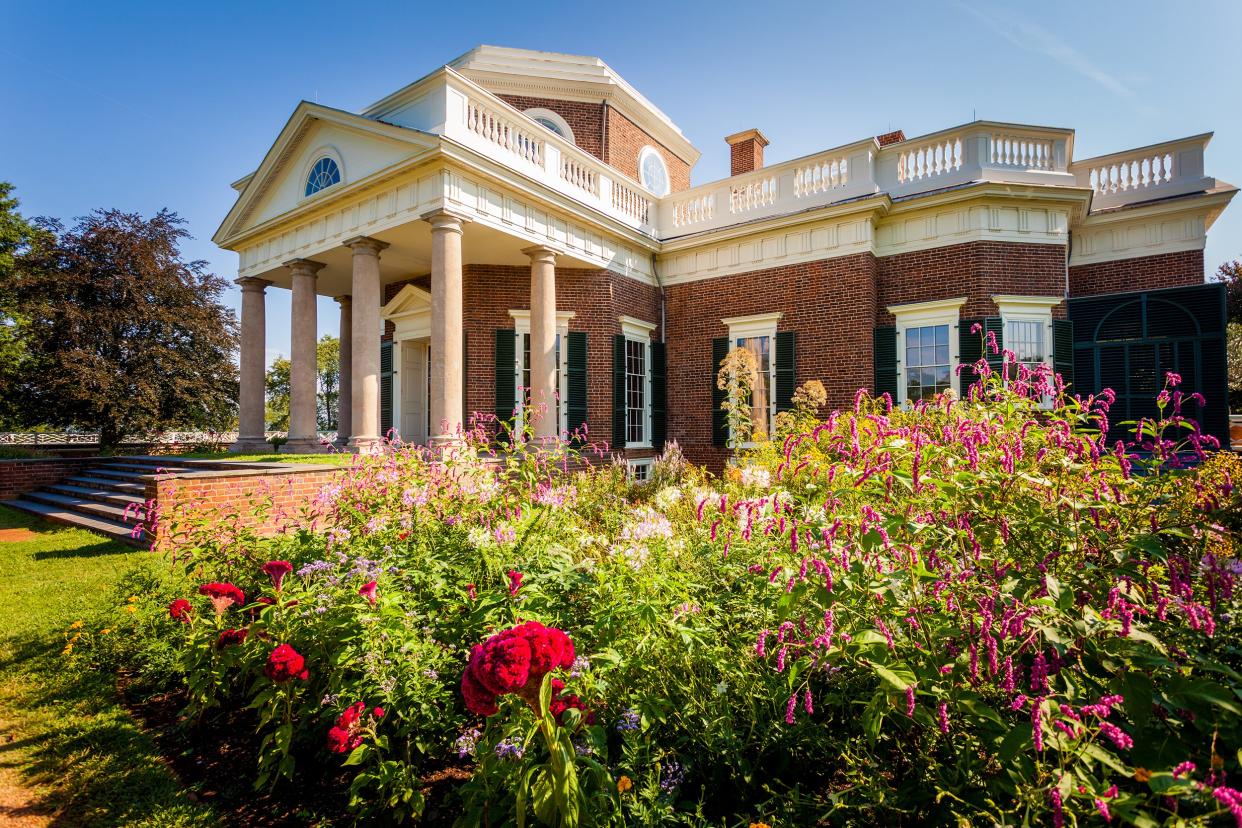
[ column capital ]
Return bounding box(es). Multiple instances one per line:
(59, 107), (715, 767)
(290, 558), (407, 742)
(283, 258), (326, 276)
(521, 244), (559, 264)
(235, 276), (272, 292)
(344, 236), (389, 255)
(334, 294), (352, 307)
(421, 208), (470, 234)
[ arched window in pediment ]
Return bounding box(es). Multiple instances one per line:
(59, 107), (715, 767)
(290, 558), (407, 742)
(305, 156), (341, 197)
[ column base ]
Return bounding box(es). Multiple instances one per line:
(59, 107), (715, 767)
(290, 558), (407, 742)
(348, 436), (384, 455)
(231, 437), (271, 454)
(284, 437), (327, 454)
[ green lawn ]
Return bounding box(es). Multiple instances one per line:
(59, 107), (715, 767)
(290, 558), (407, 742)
(0, 505), (216, 826)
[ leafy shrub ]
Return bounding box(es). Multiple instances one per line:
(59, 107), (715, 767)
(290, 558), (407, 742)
(80, 361), (1242, 826)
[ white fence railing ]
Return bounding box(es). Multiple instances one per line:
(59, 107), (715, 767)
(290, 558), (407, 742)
(0, 431), (337, 446)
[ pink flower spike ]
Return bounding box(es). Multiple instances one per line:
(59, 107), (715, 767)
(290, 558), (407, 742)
(358, 580), (378, 605)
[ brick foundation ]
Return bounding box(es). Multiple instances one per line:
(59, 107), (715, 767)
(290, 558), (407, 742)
(148, 466), (344, 550)
(0, 457), (98, 500)
(1069, 249), (1204, 297)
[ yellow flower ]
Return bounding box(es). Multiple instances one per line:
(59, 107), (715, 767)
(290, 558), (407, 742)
(61, 632), (80, 655)
(616, 775), (632, 794)
(127, 596), (139, 603)
(749, 823), (773, 828)
(69, 620), (83, 630)
(1134, 767), (1151, 783)
(124, 606), (137, 614)
(100, 628), (111, 635)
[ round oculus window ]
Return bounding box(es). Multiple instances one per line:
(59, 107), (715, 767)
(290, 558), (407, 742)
(638, 146), (669, 196)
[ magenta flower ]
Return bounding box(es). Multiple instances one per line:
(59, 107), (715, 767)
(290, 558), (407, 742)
(358, 580), (378, 606)
(937, 701), (950, 734)
(262, 560), (293, 592)
(507, 570), (523, 597)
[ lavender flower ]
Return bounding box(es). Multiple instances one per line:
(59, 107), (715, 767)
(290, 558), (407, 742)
(455, 727), (482, 758)
(494, 737), (524, 760)
(615, 708), (641, 732)
(659, 759), (684, 793)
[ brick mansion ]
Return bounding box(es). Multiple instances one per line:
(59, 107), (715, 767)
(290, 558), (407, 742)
(215, 45), (1235, 471)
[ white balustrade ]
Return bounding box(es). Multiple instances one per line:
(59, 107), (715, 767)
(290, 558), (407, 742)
(794, 155), (849, 197)
(729, 175), (778, 214)
(464, 97), (544, 167)
(611, 180), (651, 224)
(896, 136), (963, 184)
(671, 193), (714, 228)
(1070, 134), (1212, 210)
(560, 156), (599, 196)
(1086, 153), (1174, 195)
(990, 133), (1055, 170)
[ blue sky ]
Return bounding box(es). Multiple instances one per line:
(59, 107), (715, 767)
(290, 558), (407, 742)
(3, 0), (1239, 366)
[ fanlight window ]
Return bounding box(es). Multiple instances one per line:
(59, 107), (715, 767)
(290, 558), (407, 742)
(305, 157), (341, 197)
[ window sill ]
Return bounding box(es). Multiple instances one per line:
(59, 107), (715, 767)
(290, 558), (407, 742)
(625, 442), (653, 450)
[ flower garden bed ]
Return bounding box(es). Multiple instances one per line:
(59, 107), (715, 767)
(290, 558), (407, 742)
(76, 363), (1242, 826)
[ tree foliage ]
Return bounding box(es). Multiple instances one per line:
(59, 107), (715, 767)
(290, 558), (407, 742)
(1214, 258), (1242, 323)
(265, 334), (340, 431)
(0, 183), (48, 427)
(1, 207), (238, 449)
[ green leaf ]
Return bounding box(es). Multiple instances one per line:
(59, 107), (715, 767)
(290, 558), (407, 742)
(343, 744), (368, 766)
(869, 660), (914, 691)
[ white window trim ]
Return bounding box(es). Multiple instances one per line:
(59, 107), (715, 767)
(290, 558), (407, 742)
(509, 310), (575, 435)
(299, 145), (346, 202)
(522, 108), (575, 144)
(627, 457), (653, 483)
(994, 295), (1062, 405)
(887, 297), (966, 406)
(722, 312), (782, 447)
(638, 145), (671, 196)
(619, 316), (656, 449)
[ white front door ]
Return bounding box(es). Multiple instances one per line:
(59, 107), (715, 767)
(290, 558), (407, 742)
(399, 338), (431, 444)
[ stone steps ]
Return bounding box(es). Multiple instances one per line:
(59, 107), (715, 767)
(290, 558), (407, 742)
(0, 497), (147, 546)
(2, 459), (158, 547)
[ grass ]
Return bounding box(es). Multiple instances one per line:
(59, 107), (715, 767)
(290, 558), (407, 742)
(0, 505), (217, 826)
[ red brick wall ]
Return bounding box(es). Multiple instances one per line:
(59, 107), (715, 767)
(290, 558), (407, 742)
(664, 254), (879, 469)
(384, 266), (661, 448)
(0, 458), (97, 500)
(877, 241), (1068, 323)
(605, 107), (692, 193)
(497, 94), (605, 161)
(1068, 249), (1204, 297)
(149, 467), (344, 550)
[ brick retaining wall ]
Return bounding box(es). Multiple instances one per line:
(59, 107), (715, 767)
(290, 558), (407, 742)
(0, 457), (98, 500)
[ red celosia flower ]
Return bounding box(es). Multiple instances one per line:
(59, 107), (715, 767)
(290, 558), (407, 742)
(507, 570), (523, 597)
(216, 628), (249, 649)
(265, 643), (309, 683)
(548, 678), (594, 726)
(168, 598), (193, 623)
(198, 582), (245, 615)
(326, 701), (381, 754)
(262, 560), (293, 592)
(359, 580), (378, 606)
(373, 707), (385, 719)
(461, 622), (576, 715)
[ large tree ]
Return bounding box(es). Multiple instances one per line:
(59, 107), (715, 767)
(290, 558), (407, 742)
(265, 334), (340, 431)
(2, 208), (238, 449)
(1215, 258), (1242, 323)
(0, 183), (47, 427)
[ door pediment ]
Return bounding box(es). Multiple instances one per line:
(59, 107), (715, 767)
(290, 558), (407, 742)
(382, 284), (433, 340)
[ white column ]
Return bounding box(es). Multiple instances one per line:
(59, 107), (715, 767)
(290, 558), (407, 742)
(284, 258), (325, 452)
(233, 277), (272, 453)
(344, 237), (388, 454)
(335, 295), (352, 447)
(423, 209), (468, 445)
(523, 245), (559, 440)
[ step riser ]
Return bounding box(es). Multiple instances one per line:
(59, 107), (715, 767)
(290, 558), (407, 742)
(22, 491), (145, 523)
(63, 476), (147, 494)
(43, 485), (145, 508)
(1, 499), (148, 548)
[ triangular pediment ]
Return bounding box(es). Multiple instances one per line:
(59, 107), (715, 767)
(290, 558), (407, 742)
(381, 284), (432, 319)
(214, 102), (439, 247)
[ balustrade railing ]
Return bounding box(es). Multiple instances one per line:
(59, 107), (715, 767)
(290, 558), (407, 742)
(464, 98), (544, 166)
(1070, 134), (1212, 209)
(612, 180), (651, 224)
(990, 133), (1055, 170)
(896, 136), (963, 184)
(671, 192), (714, 229)
(559, 156), (599, 196)
(729, 174), (778, 214)
(793, 155), (849, 197)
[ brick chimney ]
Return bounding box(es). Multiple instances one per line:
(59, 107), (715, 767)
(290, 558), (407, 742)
(725, 128), (770, 176)
(876, 129), (906, 147)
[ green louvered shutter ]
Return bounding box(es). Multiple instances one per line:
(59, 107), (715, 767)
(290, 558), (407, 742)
(958, 317), (1003, 387)
(612, 335), (627, 449)
(1052, 318), (1074, 390)
(873, 327), (898, 400)
(494, 330), (515, 425)
(566, 331), (588, 439)
(711, 336), (729, 447)
(775, 331), (796, 414)
(650, 341), (667, 450)
(379, 340), (394, 437)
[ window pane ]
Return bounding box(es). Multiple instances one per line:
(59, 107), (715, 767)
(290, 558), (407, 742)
(518, 330), (562, 429)
(903, 324), (952, 402)
(625, 338), (647, 444)
(739, 335), (771, 440)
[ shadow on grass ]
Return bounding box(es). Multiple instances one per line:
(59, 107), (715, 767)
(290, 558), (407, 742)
(32, 539), (142, 561)
(0, 631), (215, 827)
